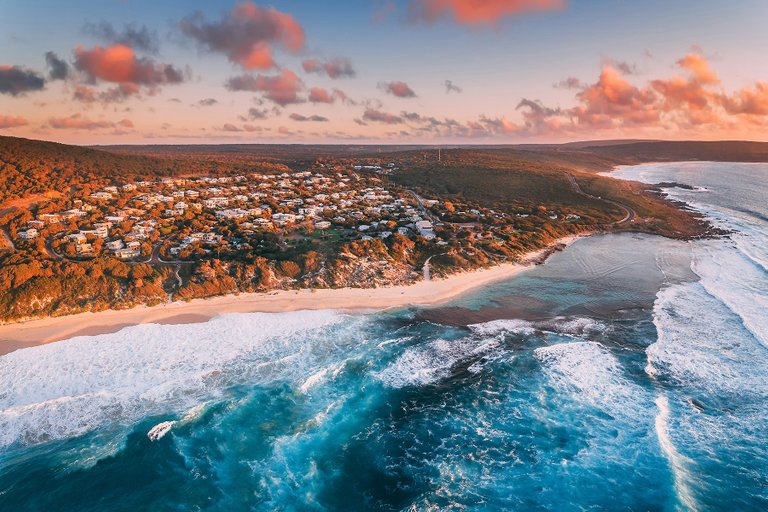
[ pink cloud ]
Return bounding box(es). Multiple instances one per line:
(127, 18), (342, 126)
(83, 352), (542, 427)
(73, 44), (184, 86)
(362, 109), (404, 124)
(410, 0), (565, 25)
(49, 113), (133, 130)
(308, 87), (333, 103)
(226, 69), (304, 106)
(0, 115), (28, 128)
(180, 2), (304, 70)
(380, 81), (416, 98)
(720, 82), (768, 116)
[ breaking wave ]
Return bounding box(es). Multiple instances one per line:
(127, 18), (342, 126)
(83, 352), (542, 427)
(0, 310), (348, 449)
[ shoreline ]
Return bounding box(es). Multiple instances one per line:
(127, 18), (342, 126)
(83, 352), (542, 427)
(0, 234), (585, 354)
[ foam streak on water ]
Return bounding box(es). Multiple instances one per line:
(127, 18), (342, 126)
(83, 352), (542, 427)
(614, 162), (768, 510)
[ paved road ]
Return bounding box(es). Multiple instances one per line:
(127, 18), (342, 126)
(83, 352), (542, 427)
(45, 238), (63, 260)
(405, 190), (441, 224)
(565, 172), (636, 225)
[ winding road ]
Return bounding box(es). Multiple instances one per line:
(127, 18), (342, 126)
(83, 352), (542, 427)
(564, 172), (636, 225)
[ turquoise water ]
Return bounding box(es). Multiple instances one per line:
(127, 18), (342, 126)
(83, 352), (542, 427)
(1, 162), (767, 511)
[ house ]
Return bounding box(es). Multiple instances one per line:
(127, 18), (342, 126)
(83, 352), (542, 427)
(315, 221), (331, 230)
(107, 240), (124, 251)
(18, 229), (39, 240)
(203, 233), (223, 244)
(79, 226), (108, 239)
(39, 213), (62, 224)
(66, 233), (87, 244)
(272, 213), (297, 226)
(115, 248), (139, 259)
(76, 243), (94, 255)
(215, 209), (249, 220)
(62, 209), (87, 219)
(204, 197), (229, 208)
(415, 220), (436, 239)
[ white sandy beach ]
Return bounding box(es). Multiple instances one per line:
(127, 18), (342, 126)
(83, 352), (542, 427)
(0, 235), (584, 353)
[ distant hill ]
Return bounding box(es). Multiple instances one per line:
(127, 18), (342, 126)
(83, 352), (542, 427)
(575, 140), (768, 164)
(3, 135), (768, 207)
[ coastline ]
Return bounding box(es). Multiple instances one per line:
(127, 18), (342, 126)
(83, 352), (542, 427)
(0, 234), (585, 354)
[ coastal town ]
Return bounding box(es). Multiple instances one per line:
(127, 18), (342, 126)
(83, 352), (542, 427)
(12, 167), (443, 262)
(7, 162), (582, 267)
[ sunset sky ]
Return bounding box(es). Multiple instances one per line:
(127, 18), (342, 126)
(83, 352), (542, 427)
(2, 0), (768, 144)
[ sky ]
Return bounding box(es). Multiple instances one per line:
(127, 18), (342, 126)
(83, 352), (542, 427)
(1, 0), (768, 144)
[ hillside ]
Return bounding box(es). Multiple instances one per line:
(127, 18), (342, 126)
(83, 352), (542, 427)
(386, 147), (710, 239)
(0, 136), (285, 207)
(573, 140), (768, 165)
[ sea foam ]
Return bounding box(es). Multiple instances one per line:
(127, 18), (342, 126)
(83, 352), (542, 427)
(0, 310), (346, 449)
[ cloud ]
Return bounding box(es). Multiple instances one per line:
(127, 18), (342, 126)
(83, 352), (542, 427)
(225, 69), (303, 106)
(83, 21), (159, 54)
(332, 88), (356, 105)
(180, 2), (304, 70)
(308, 86), (334, 103)
(74, 44), (185, 87)
(572, 66), (659, 128)
(409, 0), (565, 25)
(602, 58), (638, 76)
(0, 115), (28, 128)
(301, 57), (356, 79)
(0, 65), (45, 96)
(444, 79), (462, 93)
(217, 123), (266, 133)
(516, 98), (560, 116)
(648, 54), (721, 122)
(48, 113), (132, 130)
(73, 83), (142, 103)
(373, 0), (398, 23)
(240, 107), (270, 121)
(510, 52), (766, 137)
(379, 80), (416, 98)
(45, 51), (69, 80)
(720, 82), (768, 116)
(290, 113), (329, 122)
(554, 76), (582, 89)
(198, 98), (218, 106)
(362, 109), (403, 124)
(401, 111), (422, 122)
(677, 53), (718, 84)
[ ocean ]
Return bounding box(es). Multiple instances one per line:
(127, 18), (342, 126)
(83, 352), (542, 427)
(1, 162), (766, 511)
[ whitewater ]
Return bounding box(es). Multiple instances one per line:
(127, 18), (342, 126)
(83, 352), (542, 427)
(0, 162), (766, 511)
